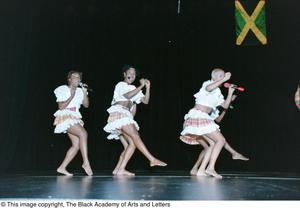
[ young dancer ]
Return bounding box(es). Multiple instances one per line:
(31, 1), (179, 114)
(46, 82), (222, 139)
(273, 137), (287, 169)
(180, 68), (236, 179)
(53, 70), (93, 176)
(189, 93), (249, 176)
(104, 65), (167, 176)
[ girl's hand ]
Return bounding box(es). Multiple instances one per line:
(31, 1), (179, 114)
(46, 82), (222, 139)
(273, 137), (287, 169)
(139, 79), (146, 87)
(231, 94), (237, 101)
(228, 86), (236, 94)
(223, 72), (231, 81)
(145, 79), (151, 88)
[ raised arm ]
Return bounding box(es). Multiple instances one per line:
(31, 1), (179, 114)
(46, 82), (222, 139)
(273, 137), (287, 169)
(215, 88), (236, 123)
(215, 95), (237, 123)
(206, 72), (231, 92)
(141, 79), (150, 104)
(81, 85), (89, 108)
(123, 79), (145, 99)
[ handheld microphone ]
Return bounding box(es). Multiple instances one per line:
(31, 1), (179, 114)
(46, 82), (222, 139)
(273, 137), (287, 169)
(79, 82), (93, 92)
(224, 82), (245, 92)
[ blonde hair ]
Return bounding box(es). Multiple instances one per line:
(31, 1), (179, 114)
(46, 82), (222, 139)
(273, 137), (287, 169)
(211, 68), (224, 79)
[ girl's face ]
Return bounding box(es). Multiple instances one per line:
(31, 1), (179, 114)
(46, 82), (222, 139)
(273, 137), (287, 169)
(213, 71), (225, 81)
(68, 73), (81, 87)
(124, 68), (136, 84)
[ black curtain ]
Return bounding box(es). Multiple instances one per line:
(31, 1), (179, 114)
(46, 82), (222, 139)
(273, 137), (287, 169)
(0, 0), (299, 173)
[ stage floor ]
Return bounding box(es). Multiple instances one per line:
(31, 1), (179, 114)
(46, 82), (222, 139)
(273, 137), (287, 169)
(0, 172), (299, 200)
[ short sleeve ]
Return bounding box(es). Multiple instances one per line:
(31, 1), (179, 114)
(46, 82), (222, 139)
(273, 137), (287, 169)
(132, 91), (145, 104)
(194, 80), (212, 99)
(202, 80), (213, 92)
(114, 82), (129, 98)
(54, 85), (70, 102)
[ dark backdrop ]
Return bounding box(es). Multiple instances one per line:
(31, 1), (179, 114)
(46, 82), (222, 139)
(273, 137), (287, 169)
(1, 0), (299, 173)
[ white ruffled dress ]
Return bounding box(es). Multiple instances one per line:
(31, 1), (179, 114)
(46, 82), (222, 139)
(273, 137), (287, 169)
(103, 81), (144, 140)
(180, 80), (224, 145)
(53, 85), (84, 134)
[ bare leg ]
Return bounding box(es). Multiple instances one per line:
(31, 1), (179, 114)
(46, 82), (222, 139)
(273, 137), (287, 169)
(190, 137), (208, 175)
(190, 150), (206, 175)
(67, 124), (93, 176)
(203, 131), (226, 179)
(121, 124), (167, 167)
(57, 133), (80, 176)
(116, 134), (136, 176)
(224, 142), (249, 161)
(196, 136), (215, 176)
(113, 136), (128, 175)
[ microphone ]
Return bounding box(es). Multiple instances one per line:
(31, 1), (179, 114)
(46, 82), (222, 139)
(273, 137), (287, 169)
(79, 82), (93, 92)
(224, 82), (245, 92)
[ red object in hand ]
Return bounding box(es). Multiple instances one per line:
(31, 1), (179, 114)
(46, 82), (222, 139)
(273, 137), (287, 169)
(224, 82), (245, 92)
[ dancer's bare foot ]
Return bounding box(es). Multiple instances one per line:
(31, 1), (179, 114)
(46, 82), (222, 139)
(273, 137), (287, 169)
(57, 167), (73, 176)
(232, 153), (249, 161)
(112, 169), (118, 175)
(82, 163), (93, 176)
(150, 159), (167, 167)
(116, 170), (135, 176)
(205, 169), (223, 179)
(190, 169), (197, 176)
(196, 170), (208, 177)
(113, 154), (124, 175)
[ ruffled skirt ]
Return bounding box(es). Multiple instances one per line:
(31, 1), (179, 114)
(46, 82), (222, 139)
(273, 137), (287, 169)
(180, 108), (219, 145)
(53, 109), (83, 134)
(103, 105), (139, 140)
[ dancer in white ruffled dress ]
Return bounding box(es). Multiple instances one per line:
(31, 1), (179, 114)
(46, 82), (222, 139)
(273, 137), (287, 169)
(53, 71), (93, 176)
(104, 65), (167, 176)
(189, 92), (249, 176)
(180, 68), (236, 179)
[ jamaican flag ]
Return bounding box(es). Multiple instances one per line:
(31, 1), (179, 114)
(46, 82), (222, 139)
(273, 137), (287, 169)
(235, 0), (267, 45)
